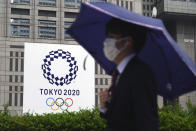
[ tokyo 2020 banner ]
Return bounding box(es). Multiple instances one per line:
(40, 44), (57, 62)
(23, 43), (95, 114)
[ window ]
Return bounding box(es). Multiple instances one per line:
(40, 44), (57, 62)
(9, 93), (12, 106)
(100, 78), (103, 85)
(15, 58), (18, 71)
(9, 75), (12, 82)
(11, 0), (30, 4)
(15, 93), (18, 106)
(121, 0), (124, 7)
(20, 76), (23, 82)
(10, 51), (13, 57)
(95, 88), (98, 93)
(143, 4), (146, 10)
(10, 18), (30, 24)
(147, 5), (149, 10)
(64, 21), (73, 27)
(105, 79), (108, 85)
(117, 0), (119, 5)
(20, 86), (23, 91)
(100, 67), (103, 74)
(64, 12), (78, 18)
(38, 27), (56, 38)
(11, 8), (30, 15)
(39, 0), (56, 6)
(9, 86), (12, 91)
(20, 93), (23, 106)
(21, 59), (24, 72)
(125, 1), (128, 9)
(11, 25), (30, 37)
(90, 0), (106, 1)
(64, 0), (81, 8)
(15, 75), (18, 82)
(95, 78), (98, 85)
(130, 1), (133, 10)
(21, 52), (24, 57)
(95, 62), (98, 74)
(38, 20), (56, 26)
(15, 86), (18, 91)
(38, 10), (56, 17)
(10, 58), (13, 71)
(15, 52), (18, 57)
(64, 28), (72, 39)
(95, 94), (98, 106)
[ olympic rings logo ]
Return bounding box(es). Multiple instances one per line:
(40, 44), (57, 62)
(46, 97), (73, 111)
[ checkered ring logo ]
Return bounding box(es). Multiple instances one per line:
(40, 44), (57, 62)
(41, 49), (78, 86)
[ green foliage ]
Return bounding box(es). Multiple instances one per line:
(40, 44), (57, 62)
(0, 102), (196, 131)
(159, 102), (196, 131)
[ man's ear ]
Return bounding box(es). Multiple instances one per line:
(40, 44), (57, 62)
(126, 36), (133, 48)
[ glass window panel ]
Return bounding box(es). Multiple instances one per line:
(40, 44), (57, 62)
(64, 12), (78, 18)
(15, 52), (18, 57)
(64, 0), (81, 8)
(64, 21), (73, 27)
(38, 10), (56, 17)
(20, 86), (23, 91)
(100, 78), (103, 85)
(105, 79), (108, 85)
(38, 0), (56, 6)
(15, 75), (18, 82)
(38, 27), (56, 38)
(95, 78), (98, 85)
(10, 58), (13, 71)
(95, 94), (98, 107)
(21, 59), (24, 72)
(15, 93), (18, 106)
(10, 18), (30, 24)
(10, 51), (13, 57)
(15, 86), (18, 91)
(9, 75), (12, 82)
(20, 93), (23, 106)
(121, 0), (124, 7)
(11, 8), (30, 15)
(15, 58), (18, 71)
(11, 0), (30, 4)
(64, 28), (72, 39)
(38, 20), (56, 26)
(20, 76), (23, 82)
(21, 52), (24, 57)
(126, 1), (128, 9)
(11, 25), (30, 37)
(9, 86), (12, 91)
(9, 93), (12, 106)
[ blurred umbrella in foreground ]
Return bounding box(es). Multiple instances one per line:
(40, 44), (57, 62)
(67, 2), (196, 100)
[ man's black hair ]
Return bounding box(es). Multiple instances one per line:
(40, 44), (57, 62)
(105, 18), (148, 53)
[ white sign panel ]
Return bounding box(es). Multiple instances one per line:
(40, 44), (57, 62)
(23, 43), (95, 114)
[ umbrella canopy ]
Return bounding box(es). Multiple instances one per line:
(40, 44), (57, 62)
(67, 2), (196, 100)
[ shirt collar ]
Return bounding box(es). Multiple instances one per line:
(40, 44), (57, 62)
(117, 53), (136, 74)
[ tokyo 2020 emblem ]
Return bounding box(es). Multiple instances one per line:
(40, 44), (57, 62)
(41, 49), (78, 86)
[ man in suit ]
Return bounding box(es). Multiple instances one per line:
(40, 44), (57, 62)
(99, 18), (159, 131)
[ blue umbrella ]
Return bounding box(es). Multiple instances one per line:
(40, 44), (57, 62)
(67, 2), (196, 100)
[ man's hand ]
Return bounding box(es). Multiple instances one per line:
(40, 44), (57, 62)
(99, 90), (110, 109)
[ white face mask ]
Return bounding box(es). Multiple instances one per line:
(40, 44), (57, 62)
(103, 38), (128, 61)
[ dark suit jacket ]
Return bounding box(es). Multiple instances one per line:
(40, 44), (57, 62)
(100, 56), (159, 131)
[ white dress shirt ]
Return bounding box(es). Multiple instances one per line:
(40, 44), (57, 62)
(100, 53), (136, 113)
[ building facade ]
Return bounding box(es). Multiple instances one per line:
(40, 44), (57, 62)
(0, 0), (140, 116)
(156, 0), (196, 108)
